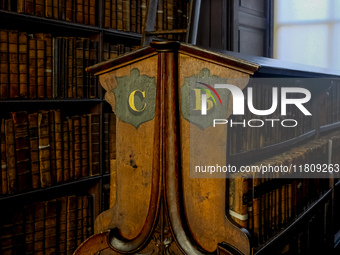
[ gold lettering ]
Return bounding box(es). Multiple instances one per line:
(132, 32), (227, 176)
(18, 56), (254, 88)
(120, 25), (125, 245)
(129, 90), (146, 112)
(193, 89), (213, 111)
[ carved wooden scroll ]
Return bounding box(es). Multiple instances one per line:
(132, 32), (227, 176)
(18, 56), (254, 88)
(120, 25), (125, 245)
(75, 42), (258, 255)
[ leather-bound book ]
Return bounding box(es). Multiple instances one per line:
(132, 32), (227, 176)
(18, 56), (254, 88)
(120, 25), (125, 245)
(0, 29), (9, 99)
(65, 0), (73, 21)
(36, 38), (45, 98)
(89, 0), (96, 25)
(67, 37), (74, 98)
(28, 37), (37, 99)
(68, 118), (74, 180)
(104, 0), (110, 28)
(89, 40), (97, 98)
(75, 39), (84, 98)
(59, 0), (66, 20)
(66, 195), (77, 255)
(54, 110), (63, 183)
(103, 113), (110, 174)
(82, 195), (89, 240)
(141, 0), (146, 33)
(8, 30), (19, 98)
(76, 0), (84, 24)
(25, 0), (34, 14)
(62, 120), (70, 182)
(11, 111), (32, 192)
(81, 115), (88, 177)
(130, 0), (136, 32)
(52, 0), (59, 19)
(83, 39), (90, 98)
(45, 199), (58, 254)
(18, 32), (28, 98)
(35, 0), (44, 16)
(116, 0), (123, 30)
(156, 0), (163, 31)
(111, 0), (117, 29)
(76, 196), (83, 246)
(122, 0), (130, 31)
(166, 0), (173, 39)
(38, 111), (51, 188)
(24, 204), (35, 255)
(49, 110), (57, 184)
(1, 119), (8, 194)
(73, 115), (82, 179)
(84, 0), (89, 24)
(136, 0), (140, 34)
(5, 118), (17, 194)
(109, 44), (118, 59)
(58, 196), (68, 254)
(13, 209), (25, 254)
(103, 42), (109, 61)
(88, 113), (100, 176)
(34, 201), (45, 254)
(52, 37), (59, 98)
(28, 112), (40, 189)
(45, 0), (53, 17)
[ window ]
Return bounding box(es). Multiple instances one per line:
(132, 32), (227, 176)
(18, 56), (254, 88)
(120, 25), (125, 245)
(274, 0), (340, 70)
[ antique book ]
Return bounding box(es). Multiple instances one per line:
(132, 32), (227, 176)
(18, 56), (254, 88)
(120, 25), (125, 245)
(62, 120), (70, 182)
(58, 196), (68, 254)
(18, 32), (28, 98)
(73, 115), (82, 179)
(88, 113), (100, 176)
(229, 173), (248, 228)
(75, 39), (84, 98)
(116, 0), (123, 30)
(83, 0), (89, 24)
(81, 115), (88, 177)
(59, 37), (65, 98)
(8, 30), (19, 98)
(49, 110), (57, 184)
(68, 37), (75, 98)
(65, 0), (72, 21)
(109, 111), (116, 161)
(54, 109), (63, 183)
(130, 0), (136, 32)
(76, 0), (84, 23)
(109, 44), (118, 59)
(0, 29), (8, 99)
(103, 113), (110, 174)
(34, 201), (45, 254)
(156, 0), (163, 31)
(45, 0), (53, 18)
(59, 0), (66, 20)
(35, 0), (44, 16)
(24, 204), (35, 255)
(53, 0), (59, 19)
(36, 38), (45, 98)
(5, 119), (17, 194)
(52, 37), (59, 97)
(28, 37), (37, 99)
(166, 0), (173, 39)
(11, 111), (32, 192)
(28, 112), (40, 189)
(45, 199), (58, 254)
(76, 196), (83, 246)
(1, 119), (8, 194)
(111, 0), (117, 29)
(68, 118), (75, 180)
(141, 0), (146, 32)
(253, 176), (261, 246)
(104, 0), (111, 28)
(83, 38), (90, 98)
(66, 195), (77, 255)
(89, 40), (97, 98)
(38, 111), (52, 187)
(136, 0), (140, 34)
(89, 0), (96, 25)
(0, 209), (14, 254)
(44, 34), (53, 98)
(103, 42), (109, 61)
(82, 196), (89, 240)
(25, 0), (34, 14)
(13, 209), (25, 254)
(122, 0), (130, 31)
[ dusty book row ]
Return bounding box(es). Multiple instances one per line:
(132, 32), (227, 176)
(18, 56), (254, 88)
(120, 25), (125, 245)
(0, 29), (138, 99)
(0, 110), (101, 196)
(228, 132), (340, 247)
(0, 195), (93, 255)
(104, 0), (189, 38)
(0, 0), (96, 26)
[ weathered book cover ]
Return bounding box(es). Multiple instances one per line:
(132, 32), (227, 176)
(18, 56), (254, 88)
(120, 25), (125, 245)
(68, 118), (75, 180)
(1, 120), (8, 194)
(75, 39), (84, 98)
(0, 29), (9, 99)
(28, 112), (40, 189)
(89, 0), (96, 25)
(122, 0), (130, 31)
(49, 110), (57, 184)
(88, 113), (100, 176)
(66, 195), (77, 255)
(5, 118), (17, 194)
(76, 196), (83, 246)
(54, 109), (63, 183)
(62, 120), (70, 182)
(81, 115), (88, 177)
(18, 32), (28, 98)
(73, 115), (82, 179)
(8, 30), (19, 98)
(36, 38), (45, 98)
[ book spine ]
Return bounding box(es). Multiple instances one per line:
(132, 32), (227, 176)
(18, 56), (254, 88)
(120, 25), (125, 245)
(53, 0), (59, 19)
(89, 40), (97, 98)
(136, 0), (140, 34)
(44, 34), (53, 98)
(38, 111), (51, 188)
(45, 199), (58, 254)
(18, 32), (28, 98)
(24, 204), (35, 255)
(65, 0), (72, 21)
(88, 113), (100, 176)
(11, 111), (32, 192)
(1, 120), (8, 194)
(81, 115), (88, 177)
(104, 0), (111, 28)
(111, 0), (117, 29)
(28, 37), (37, 99)
(37, 38), (45, 98)
(130, 0), (136, 32)
(68, 118), (75, 180)
(109, 44), (118, 59)
(5, 119), (17, 194)
(58, 196), (68, 254)
(8, 30), (19, 98)
(67, 37), (74, 98)
(34, 201), (45, 254)
(35, 0), (45, 16)
(66, 195), (77, 254)
(49, 110), (57, 184)
(59, 0), (66, 20)
(103, 42), (109, 61)
(0, 209), (14, 255)
(84, 0), (89, 24)
(141, 0), (146, 33)
(25, 0), (34, 14)
(0, 29), (9, 99)
(45, 0), (53, 18)
(54, 109), (63, 183)
(76, 196), (83, 246)
(75, 39), (84, 98)
(28, 113), (40, 189)
(116, 0), (123, 30)
(122, 0), (130, 31)
(82, 196), (89, 240)
(157, 0), (163, 31)
(73, 116), (82, 179)
(89, 0), (95, 25)
(13, 209), (25, 254)
(59, 38), (65, 98)
(103, 113), (110, 174)
(62, 120), (70, 182)
(83, 38), (90, 98)
(76, 0), (84, 23)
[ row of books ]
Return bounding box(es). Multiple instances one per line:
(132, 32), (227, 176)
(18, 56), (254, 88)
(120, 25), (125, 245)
(0, 110), (100, 196)
(228, 133), (340, 246)
(229, 83), (313, 155)
(0, 0), (96, 26)
(320, 81), (340, 127)
(0, 29), (137, 99)
(0, 195), (93, 255)
(104, 0), (189, 39)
